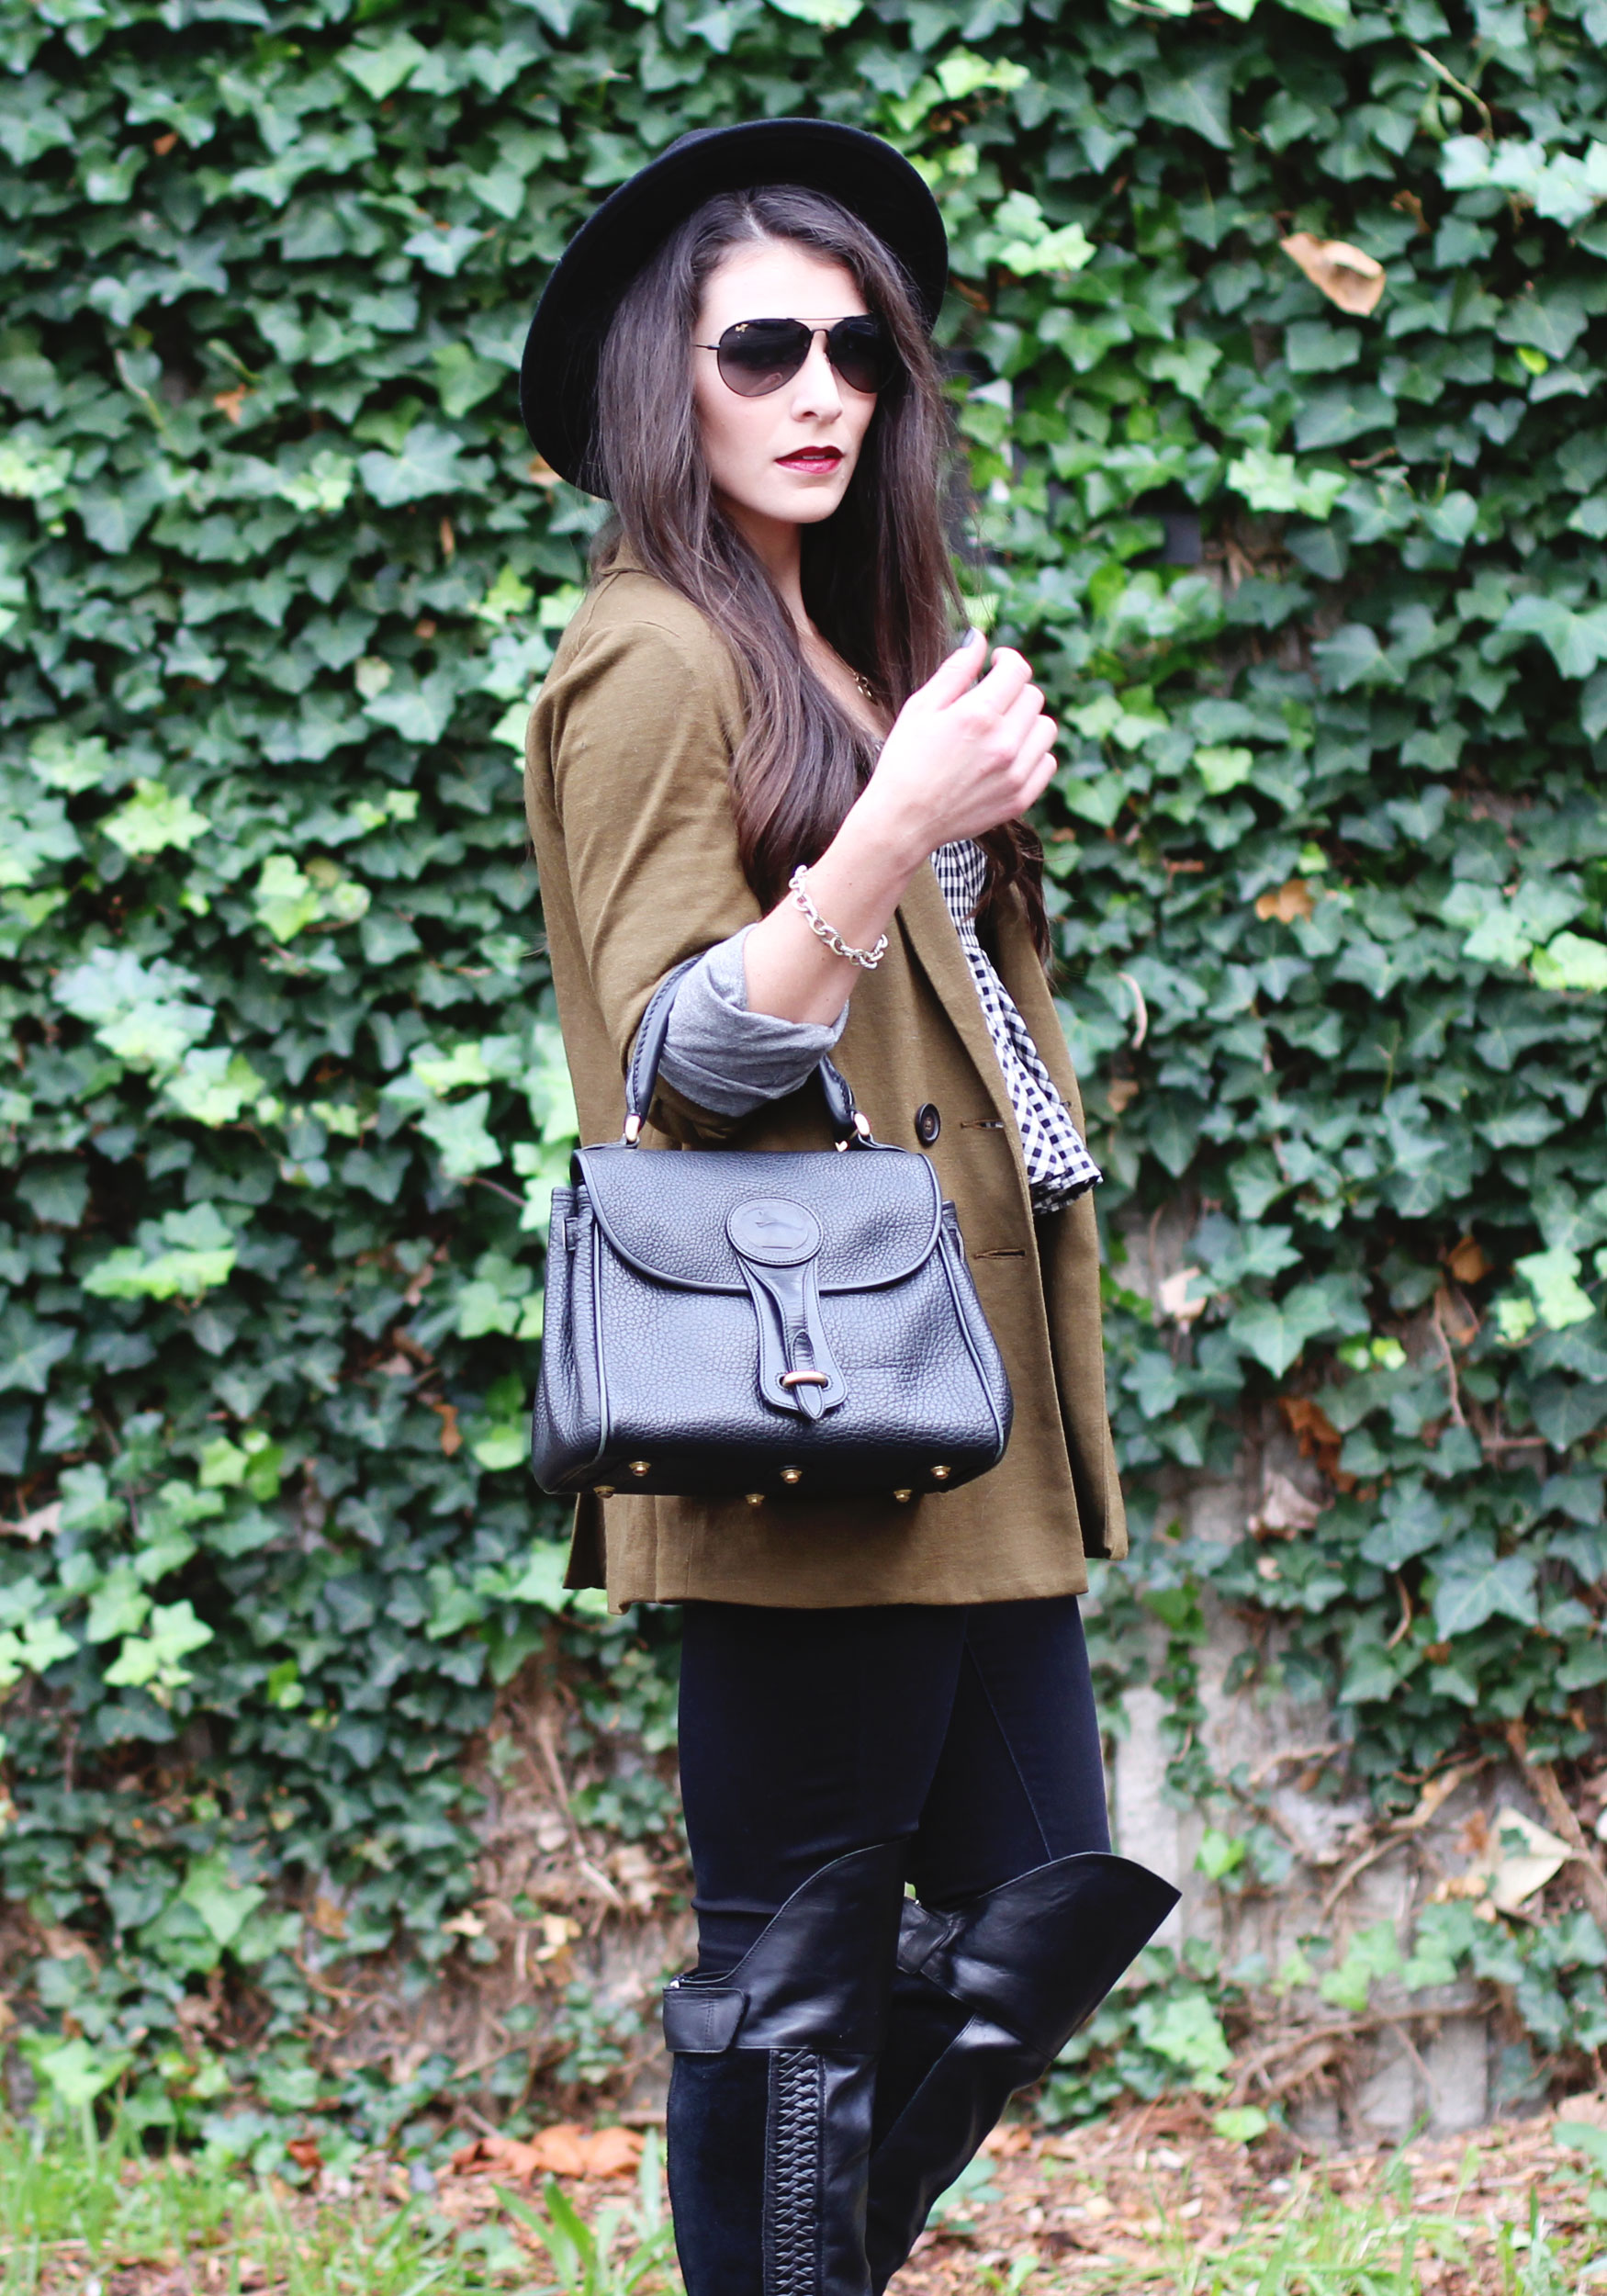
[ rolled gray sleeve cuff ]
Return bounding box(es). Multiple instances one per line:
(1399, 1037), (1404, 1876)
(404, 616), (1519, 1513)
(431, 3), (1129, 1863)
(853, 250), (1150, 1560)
(657, 926), (850, 1117)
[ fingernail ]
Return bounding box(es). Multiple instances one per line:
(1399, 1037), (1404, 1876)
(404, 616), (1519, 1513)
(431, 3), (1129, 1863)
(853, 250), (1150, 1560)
(961, 625), (983, 649)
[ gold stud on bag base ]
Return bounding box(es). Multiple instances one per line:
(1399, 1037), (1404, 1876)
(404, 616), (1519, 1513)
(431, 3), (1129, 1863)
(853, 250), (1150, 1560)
(594, 1467), (944, 1501)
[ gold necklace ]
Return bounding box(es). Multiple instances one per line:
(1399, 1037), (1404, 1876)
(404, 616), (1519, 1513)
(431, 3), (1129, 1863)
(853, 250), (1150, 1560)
(807, 625), (875, 704)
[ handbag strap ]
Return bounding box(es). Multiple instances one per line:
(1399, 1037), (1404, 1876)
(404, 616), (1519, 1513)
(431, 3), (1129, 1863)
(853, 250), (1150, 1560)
(622, 953), (871, 1146)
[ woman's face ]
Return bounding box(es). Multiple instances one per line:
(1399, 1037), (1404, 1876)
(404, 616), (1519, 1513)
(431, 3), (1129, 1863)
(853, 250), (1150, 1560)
(691, 240), (879, 537)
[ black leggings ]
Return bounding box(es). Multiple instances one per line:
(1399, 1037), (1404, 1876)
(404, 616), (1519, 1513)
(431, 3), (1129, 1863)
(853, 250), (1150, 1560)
(677, 1594), (1109, 1974)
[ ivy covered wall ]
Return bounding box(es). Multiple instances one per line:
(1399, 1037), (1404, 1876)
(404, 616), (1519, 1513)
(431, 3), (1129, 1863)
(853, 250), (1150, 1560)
(2, 0), (1605, 2146)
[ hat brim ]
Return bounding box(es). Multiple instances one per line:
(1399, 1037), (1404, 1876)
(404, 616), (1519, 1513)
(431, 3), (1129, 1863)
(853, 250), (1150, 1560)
(518, 118), (949, 491)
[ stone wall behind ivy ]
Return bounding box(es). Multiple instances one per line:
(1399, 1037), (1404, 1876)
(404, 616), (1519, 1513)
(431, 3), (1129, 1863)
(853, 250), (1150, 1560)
(2, 0), (1606, 2144)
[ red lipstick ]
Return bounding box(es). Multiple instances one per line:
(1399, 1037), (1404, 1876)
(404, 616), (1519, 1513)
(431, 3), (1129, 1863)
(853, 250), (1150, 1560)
(777, 446), (843, 473)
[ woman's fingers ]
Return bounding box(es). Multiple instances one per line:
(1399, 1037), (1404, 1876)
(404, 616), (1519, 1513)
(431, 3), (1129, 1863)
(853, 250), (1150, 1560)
(971, 646), (1032, 714)
(995, 680), (1047, 754)
(920, 626), (989, 706)
(878, 637), (1061, 843)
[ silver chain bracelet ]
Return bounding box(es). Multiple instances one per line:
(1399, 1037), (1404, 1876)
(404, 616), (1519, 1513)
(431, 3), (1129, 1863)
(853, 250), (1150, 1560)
(788, 863), (889, 971)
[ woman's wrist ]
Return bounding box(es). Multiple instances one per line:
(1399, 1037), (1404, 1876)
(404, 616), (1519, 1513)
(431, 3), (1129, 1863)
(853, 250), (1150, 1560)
(839, 777), (931, 884)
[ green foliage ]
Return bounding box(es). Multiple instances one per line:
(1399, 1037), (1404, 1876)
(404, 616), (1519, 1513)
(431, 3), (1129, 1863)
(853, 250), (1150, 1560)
(1, 0), (1605, 2122)
(1038, 1940), (1242, 2123)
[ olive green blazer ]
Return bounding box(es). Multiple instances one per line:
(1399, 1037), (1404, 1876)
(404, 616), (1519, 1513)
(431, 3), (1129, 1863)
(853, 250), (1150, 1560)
(523, 556), (1126, 1611)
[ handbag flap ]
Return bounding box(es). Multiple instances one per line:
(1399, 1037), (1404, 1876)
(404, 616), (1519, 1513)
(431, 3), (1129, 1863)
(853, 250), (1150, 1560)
(573, 1142), (944, 1294)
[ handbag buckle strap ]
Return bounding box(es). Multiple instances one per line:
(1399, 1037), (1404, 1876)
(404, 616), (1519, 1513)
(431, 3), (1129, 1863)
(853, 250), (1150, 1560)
(726, 1198), (847, 1423)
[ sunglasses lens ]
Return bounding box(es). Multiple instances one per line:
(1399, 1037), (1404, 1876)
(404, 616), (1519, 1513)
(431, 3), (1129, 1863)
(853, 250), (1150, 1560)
(716, 320), (812, 397)
(829, 318), (895, 394)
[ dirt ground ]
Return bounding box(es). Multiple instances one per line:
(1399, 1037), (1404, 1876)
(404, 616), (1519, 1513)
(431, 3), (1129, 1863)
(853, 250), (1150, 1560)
(21, 2092), (1605, 2296)
(438, 2091), (1607, 2293)
(880, 2097), (1605, 2291)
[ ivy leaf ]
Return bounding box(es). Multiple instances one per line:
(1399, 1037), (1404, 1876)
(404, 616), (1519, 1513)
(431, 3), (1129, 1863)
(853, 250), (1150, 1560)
(986, 193), (1095, 277)
(1359, 1480), (1452, 1569)
(0, 1306), (73, 1394)
(401, 222), (485, 278)
(1533, 932), (1607, 993)
(0, 793), (77, 890)
(1147, 1097), (1204, 1178)
(1133, 1991), (1233, 2087)
(55, 948), (212, 1072)
(1515, 1246), (1595, 1330)
(1496, 288), (1589, 361)
(1530, 1379), (1607, 1447)
(1227, 449), (1347, 519)
(503, 1540), (578, 1611)
(28, 728), (118, 793)
(1433, 1544), (1539, 1637)
(357, 424), (485, 506)
(76, 467), (171, 553)
(767, 0), (863, 21)
(338, 34), (429, 100)
(102, 1598), (215, 1691)
(1500, 595), (1607, 678)
(362, 670), (460, 743)
(1318, 1921), (1400, 2013)
(418, 1091), (500, 1179)
(100, 780), (210, 858)
(180, 1851), (266, 1947)
(1311, 623), (1390, 690)
(276, 449), (354, 516)
(469, 1420), (526, 1470)
(160, 1049), (265, 1128)
(86, 1566), (151, 1646)
(17, 2036), (131, 2114)
(1141, 53), (1235, 151)
(1293, 388), (1396, 451)
(523, 1023), (579, 1141)
(0, 437), (74, 501)
(0, 83), (75, 168)
(433, 343), (506, 417)
(1229, 1277), (1364, 1377)
(84, 1205), (238, 1303)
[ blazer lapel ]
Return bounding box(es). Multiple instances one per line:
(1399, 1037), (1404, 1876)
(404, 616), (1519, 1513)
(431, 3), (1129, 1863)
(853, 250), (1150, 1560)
(896, 861), (1023, 1142)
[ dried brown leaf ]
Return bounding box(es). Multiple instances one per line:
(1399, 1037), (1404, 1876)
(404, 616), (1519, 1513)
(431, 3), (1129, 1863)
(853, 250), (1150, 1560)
(1280, 232), (1388, 316)
(1255, 878), (1316, 924)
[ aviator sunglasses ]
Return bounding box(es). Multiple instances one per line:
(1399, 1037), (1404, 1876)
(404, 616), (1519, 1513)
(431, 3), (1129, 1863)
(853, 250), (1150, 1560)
(693, 315), (899, 399)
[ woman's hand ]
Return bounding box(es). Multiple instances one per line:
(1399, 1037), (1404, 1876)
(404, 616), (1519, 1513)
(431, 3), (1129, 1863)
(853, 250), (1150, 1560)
(854, 632), (1058, 869)
(741, 633), (1055, 1029)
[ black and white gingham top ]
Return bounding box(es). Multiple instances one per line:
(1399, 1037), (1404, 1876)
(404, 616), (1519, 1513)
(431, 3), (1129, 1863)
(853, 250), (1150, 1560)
(932, 839), (1102, 1215)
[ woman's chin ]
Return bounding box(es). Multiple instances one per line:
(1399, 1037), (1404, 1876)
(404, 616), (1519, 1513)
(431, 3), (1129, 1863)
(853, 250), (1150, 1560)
(759, 474), (851, 525)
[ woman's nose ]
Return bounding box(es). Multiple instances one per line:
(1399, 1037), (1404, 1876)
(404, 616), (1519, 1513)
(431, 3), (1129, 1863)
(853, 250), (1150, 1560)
(789, 332), (843, 420)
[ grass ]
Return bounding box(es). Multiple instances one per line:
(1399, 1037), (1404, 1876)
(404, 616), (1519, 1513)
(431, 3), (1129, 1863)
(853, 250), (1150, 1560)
(0, 2116), (677, 2296)
(1, 2103), (1603, 2296)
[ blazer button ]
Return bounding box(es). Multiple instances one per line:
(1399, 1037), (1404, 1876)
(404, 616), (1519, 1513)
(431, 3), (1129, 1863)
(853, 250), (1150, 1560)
(915, 1102), (941, 1146)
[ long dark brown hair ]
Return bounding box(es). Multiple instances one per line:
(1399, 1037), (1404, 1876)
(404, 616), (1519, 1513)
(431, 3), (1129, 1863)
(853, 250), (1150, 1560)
(592, 185), (1048, 958)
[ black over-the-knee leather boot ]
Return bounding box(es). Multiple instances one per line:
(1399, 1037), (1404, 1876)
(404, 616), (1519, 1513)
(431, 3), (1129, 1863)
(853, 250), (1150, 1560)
(864, 1851), (1180, 2292)
(663, 1840), (908, 2296)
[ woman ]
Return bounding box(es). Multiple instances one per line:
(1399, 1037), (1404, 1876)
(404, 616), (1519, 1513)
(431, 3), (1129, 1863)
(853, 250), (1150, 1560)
(520, 119), (1176, 2296)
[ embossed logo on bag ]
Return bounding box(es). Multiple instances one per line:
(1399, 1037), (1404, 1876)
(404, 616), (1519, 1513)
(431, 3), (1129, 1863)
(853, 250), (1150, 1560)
(726, 1198), (823, 1266)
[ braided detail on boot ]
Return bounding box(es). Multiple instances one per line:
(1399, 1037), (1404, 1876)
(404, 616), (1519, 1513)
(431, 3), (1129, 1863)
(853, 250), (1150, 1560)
(764, 2049), (824, 2292)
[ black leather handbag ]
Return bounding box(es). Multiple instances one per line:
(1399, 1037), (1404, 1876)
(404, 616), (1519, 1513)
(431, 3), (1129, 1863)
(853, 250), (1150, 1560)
(529, 960), (1013, 1504)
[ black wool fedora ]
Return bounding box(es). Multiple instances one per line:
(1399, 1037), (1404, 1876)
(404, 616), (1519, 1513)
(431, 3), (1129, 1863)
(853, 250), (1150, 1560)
(519, 118), (949, 493)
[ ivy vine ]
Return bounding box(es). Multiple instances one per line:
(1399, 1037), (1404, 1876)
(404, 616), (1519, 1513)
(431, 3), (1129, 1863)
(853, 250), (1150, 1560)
(2, 0), (1604, 2140)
